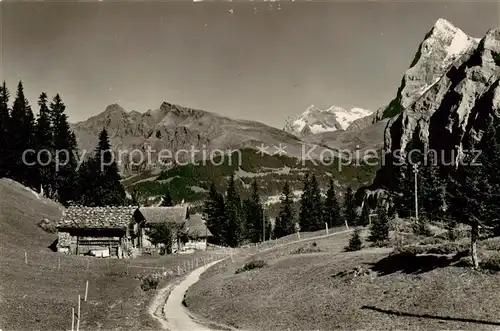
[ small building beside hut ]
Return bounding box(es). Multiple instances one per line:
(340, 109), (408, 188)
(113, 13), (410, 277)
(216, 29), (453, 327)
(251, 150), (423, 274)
(183, 214), (213, 251)
(133, 206), (213, 252)
(56, 205), (137, 258)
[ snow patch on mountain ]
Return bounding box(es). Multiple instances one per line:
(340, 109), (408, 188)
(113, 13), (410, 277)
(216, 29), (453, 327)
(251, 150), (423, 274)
(284, 105), (372, 136)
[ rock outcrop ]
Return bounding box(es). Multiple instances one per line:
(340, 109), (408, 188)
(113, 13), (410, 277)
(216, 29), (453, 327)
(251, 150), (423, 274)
(365, 27), (500, 204)
(375, 18), (480, 121)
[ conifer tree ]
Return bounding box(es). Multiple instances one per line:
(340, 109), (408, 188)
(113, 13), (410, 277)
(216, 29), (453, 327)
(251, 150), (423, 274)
(274, 181), (295, 238)
(243, 179), (264, 243)
(273, 216), (282, 239)
(36, 92), (54, 195)
(345, 228), (363, 251)
(298, 173), (311, 231)
(79, 128), (125, 206)
(309, 174), (323, 230)
(50, 94), (79, 204)
(323, 178), (341, 228)
(449, 117), (500, 269)
(10, 81), (36, 188)
(299, 174), (322, 232)
(343, 186), (357, 227)
(369, 205), (390, 243)
(225, 174), (244, 247)
(420, 163), (446, 222)
(0, 81), (11, 178)
(161, 189), (174, 206)
(202, 182), (227, 246)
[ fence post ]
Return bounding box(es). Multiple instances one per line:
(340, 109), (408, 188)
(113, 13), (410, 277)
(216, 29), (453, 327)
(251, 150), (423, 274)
(71, 307), (75, 331)
(25, 252), (27, 265)
(84, 281), (89, 302)
(177, 265), (181, 275)
(345, 220), (349, 229)
(76, 295), (81, 331)
(325, 222), (329, 235)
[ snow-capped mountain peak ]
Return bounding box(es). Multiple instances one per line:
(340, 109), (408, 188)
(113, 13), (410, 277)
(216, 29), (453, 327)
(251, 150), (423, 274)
(284, 105), (372, 136)
(374, 18), (480, 121)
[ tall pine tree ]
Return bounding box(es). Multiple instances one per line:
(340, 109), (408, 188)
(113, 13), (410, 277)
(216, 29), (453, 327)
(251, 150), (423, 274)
(36, 92), (54, 196)
(202, 182), (227, 246)
(343, 186), (357, 226)
(0, 82), (11, 178)
(309, 174), (323, 231)
(50, 94), (79, 204)
(225, 174), (244, 247)
(10, 81), (36, 188)
(448, 117), (500, 269)
(323, 178), (341, 228)
(274, 181), (295, 238)
(79, 128), (126, 206)
(243, 179), (264, 243)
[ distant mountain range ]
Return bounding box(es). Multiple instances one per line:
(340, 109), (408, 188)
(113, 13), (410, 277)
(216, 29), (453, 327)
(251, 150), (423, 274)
(69, 18), (498, 208)
(283, 105), (372, 136)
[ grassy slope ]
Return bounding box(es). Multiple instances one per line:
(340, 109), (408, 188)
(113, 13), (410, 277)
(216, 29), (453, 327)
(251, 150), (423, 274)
(0, 178), (222, 331)
(186, 230), (500, 331)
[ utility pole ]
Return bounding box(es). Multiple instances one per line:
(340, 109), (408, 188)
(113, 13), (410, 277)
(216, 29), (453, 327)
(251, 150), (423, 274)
(413, 163), (419, 221)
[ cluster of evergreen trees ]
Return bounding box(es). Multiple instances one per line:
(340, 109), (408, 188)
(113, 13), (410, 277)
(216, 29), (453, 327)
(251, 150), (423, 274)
(384, 115), (500, 268)
(202, 176), (271, 247)
(0, 81), (126, 206)
(202, 172), (360, 246)
(275, 175), (357, 239)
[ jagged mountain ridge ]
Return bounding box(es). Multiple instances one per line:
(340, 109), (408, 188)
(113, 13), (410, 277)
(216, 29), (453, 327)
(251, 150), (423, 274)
(374, 18), (481, 122)
(71, 102), (326, 174)
(284, 104), (372, 136)
(364, 27), (500, 206)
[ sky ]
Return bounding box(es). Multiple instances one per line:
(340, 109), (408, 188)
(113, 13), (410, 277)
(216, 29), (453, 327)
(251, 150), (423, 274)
(1, 1), (499, 128)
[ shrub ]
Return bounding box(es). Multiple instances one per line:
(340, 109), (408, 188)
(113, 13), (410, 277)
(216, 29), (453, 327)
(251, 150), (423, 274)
(480, 238), (500, 251)
(235, 260), (268, 274)
(480, 254), (500, 272)
(412, 220), (432, 237)
(140, 275), (159, 291)
(345, 228), (363, 252)
(426, 242), (469, 255)
(418, 236), (444, 245)
(392, 245), (428, 256)
(392, 242), (469, 257)
(290, 242), (322, 254)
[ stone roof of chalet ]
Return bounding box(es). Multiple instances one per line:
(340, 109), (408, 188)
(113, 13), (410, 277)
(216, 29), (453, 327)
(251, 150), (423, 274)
(135, 206), (187, 225)
(185, 214), (213, 238)
(57, 206), (137, 229)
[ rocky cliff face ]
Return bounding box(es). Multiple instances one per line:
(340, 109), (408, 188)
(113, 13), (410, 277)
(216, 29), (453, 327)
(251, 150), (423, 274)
(367, 27), (500, 199)
(375, 18), (480, 122)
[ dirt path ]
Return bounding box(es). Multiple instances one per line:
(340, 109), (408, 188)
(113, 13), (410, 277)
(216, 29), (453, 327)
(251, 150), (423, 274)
(150, 228), (354, 331)
(150, 259), (236, 331)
